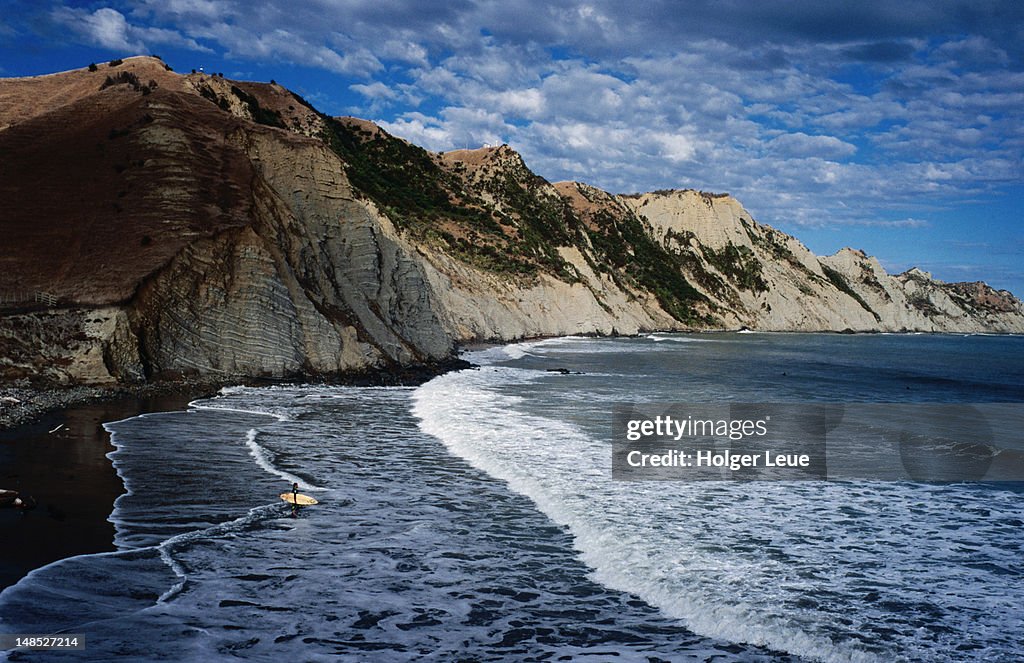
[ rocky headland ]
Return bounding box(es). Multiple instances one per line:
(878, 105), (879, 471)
(2, 56), (1022, 406)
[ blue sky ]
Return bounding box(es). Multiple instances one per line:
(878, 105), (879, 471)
(2, 1), (1022, 294)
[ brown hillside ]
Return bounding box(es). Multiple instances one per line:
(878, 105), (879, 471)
(0, 57), (316, 306)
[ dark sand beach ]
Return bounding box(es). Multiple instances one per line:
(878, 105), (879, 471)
(0, 366), (458, 591)
(0, 393), (198, 590)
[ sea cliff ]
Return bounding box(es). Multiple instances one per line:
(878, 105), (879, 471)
(2, 56), (1022, 387)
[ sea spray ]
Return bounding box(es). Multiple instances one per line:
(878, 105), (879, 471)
(411, 363), (878, 662)
(411, 335), (1024, 662)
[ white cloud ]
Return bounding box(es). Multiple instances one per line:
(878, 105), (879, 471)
(378, 39), (429, 66)
(653, 132), (697, 163)
(35, 0), (1024, 275)
(216, 28), (380, 76)
(767, 133), (858, 159)
(934, 36), (1009, 66)
(378, 114), (456, 151)
(351, 82), (398, 101)
(378, 107), (512, 152)
(350, 81), (402, 113)
(52, 6), (211, 53)
(54, 7), (141, 52)
(862, 218), (929, 228)
(143, 0), (227, 21)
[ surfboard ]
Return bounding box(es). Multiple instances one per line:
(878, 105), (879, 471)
(279, 493), (318, 506)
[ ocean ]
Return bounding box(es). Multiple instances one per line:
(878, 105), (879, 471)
(1, 332), (1022, 662)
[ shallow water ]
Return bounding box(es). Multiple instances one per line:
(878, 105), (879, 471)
(2, 332), (1022, 661)
(0, 385), (785, 661)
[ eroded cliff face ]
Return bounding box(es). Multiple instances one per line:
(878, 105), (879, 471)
(0, 58), (454, 384)
(125, 126), (462, 381)
(622, 190), (1024, 332)
(1, 57), (1021, 386)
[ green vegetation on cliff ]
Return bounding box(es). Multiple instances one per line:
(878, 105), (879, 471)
(319, 118), (575, 277)
(704, 242), (768, 293)
(230, 86), (284, 128)
(583, 207), (709, 324)
(321, 118), (474, 228)
(821, 265), (881, 321)
(317, 118), (709, 324)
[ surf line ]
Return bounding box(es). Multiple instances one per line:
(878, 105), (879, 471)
(0, 502), (286, 640)
(153, 502), (282, 604)
(187, 401), (289, 423)
(244, 428), (324, 492)
(188, 392), (325, 492)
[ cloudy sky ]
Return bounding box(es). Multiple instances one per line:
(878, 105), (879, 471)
(3, 1), (1023, 293)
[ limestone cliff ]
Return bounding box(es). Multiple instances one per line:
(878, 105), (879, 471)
(0, 57), (1021, 386)
(621, 190), (1024, 333)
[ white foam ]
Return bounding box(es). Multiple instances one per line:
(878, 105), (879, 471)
(244, 428), (324, 491)
(0, 549), (128, 608)
(0, 405), (306, 640)
(488, 336), (596, 360)
(412, 366), (886, 663)
(95, 405), (315, 608)
(188, 400), (290, 422)
(153, 502), (282, 604)
(412, 337), (1024, 662)
(500, 344), (534, 359)
(188, 390), (325, 489)
(647, 333), (716, 343)
(104, 417), (137, 548)
(217, 385), (252, 395)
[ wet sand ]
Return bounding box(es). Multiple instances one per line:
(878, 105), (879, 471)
(0, 366), (467, 591)
(0, 392), (200, 590)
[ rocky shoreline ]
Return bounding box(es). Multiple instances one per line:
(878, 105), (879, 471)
(0, 357), (473, 432)
(0, 356), (472, 590)
(0, 380), (221, 432)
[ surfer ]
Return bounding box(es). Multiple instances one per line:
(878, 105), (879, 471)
(280, 484), (317, 514)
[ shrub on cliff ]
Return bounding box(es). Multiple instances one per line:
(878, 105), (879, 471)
(99, 71), (141, 91)
(229, 85), (284, 128)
